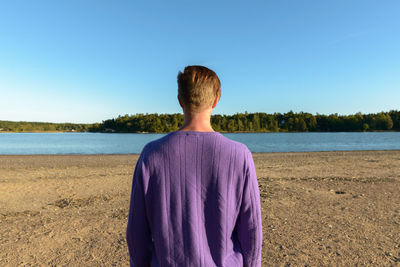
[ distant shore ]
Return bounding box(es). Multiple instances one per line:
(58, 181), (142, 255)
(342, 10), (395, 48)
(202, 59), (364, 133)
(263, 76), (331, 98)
(2, 110), (399, 133)
(0, 130), (81, 133)
(1, 151), (399, 266)
(1, 129), (400, 133)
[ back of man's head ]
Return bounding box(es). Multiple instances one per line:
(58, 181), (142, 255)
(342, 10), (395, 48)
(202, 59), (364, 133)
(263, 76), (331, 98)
(177, 65), (221, 113)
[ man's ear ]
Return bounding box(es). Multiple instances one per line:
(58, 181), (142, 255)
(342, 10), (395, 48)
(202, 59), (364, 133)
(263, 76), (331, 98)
(211, 94), (220, 109)
(178, 95), (184, 109)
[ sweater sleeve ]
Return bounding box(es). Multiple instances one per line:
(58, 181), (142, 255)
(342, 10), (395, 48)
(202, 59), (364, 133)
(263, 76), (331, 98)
(236, 149), (263, 267)
(126, 154), (153, 267)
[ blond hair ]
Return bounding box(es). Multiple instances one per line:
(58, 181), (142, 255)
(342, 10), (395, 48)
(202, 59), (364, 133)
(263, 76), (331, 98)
(177, 65), (221, 113)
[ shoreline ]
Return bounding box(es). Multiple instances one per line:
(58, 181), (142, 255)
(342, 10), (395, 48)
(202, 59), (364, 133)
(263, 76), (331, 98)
(1, 130), (400, 133)
(1, 149), (400, 156)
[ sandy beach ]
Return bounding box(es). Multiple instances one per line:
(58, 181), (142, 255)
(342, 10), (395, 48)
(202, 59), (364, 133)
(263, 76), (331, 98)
(1, 151), (399, 266)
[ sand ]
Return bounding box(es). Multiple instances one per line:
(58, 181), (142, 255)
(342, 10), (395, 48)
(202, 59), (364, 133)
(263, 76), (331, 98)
(1, 151), (399, 266)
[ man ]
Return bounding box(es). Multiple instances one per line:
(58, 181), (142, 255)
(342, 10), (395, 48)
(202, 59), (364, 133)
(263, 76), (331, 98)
(126, 65), (262, 266)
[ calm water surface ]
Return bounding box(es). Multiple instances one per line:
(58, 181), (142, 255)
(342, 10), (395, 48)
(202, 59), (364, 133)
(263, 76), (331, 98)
(0, 132), (399, 155)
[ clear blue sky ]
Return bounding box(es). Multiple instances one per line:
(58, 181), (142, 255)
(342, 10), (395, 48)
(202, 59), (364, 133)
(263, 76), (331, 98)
(1, 1), (399, 123)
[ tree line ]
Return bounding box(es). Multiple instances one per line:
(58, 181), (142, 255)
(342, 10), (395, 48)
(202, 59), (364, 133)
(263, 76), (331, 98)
(0, 120), (91, 132)
(1, 110), (398, 133)
(87, 110), (399, 133)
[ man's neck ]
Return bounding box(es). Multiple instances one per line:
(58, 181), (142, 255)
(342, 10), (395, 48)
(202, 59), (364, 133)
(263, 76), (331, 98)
(178, 109), (214, 132)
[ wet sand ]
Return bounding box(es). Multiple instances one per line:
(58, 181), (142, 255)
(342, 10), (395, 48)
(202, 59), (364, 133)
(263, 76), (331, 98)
(1, 151), (399, 266)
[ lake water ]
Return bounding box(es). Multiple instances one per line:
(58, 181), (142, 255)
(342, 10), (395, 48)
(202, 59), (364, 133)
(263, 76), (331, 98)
(0, 132), (399, 155)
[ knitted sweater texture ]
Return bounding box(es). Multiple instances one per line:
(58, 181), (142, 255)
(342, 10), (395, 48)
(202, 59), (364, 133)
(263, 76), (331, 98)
(127, 130), (262, 267)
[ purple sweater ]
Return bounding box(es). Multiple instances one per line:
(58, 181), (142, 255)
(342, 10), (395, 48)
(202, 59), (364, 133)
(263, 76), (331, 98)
(126, 130), (262, 267)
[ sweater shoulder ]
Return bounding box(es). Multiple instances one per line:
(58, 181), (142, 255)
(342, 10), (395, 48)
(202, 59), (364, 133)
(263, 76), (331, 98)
(218, 134), (251, 155)
(140, 132), (251, 161)
(140, 134), (170, 158)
